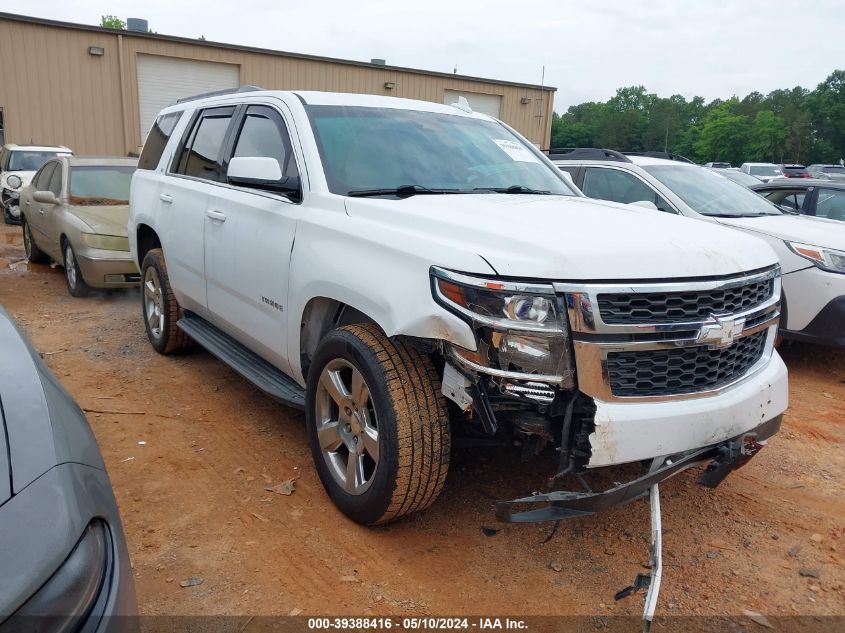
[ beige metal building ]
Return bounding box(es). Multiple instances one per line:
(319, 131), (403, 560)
(0, 12), (555, 156)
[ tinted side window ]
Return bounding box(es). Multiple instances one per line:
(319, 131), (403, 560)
(815, 188), (845, 221)
(33, 163), (56, 191)
(174, 107), (235, 182)
(582, 167), (673, 211)
(47, 163), (63, 197)
(558, 165), (579, 179)
(0, 149), (8, 171)
(231, 106), (300, 184)
(138, 111), (183, 170)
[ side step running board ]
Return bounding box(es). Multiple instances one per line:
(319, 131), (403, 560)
(178, 313), (305, 410)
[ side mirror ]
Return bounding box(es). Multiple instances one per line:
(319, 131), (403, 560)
(33, 190), (60, 205)
(628, 200), (658, 211)
(227, 156), (300, 201)
(228, 156), (282, 183)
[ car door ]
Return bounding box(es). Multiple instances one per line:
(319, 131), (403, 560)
(25, 162), (56, 248)
(205, 103), (302, 374)
(41, 160), (67, 260)
(580, 166), (676, 212)
(164, 106), (237, 315)
(811, 187), (845, 222)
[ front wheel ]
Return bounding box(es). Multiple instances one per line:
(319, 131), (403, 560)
(3, 202), (20, 225)
(63, 241), (91, 297)
(306, 324), (451, 525)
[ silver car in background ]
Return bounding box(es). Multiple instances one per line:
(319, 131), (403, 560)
(20, 156), (140, 297)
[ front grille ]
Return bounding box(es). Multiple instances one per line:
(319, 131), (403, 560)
(606, 331), (767, 397)
(598, 278), (774, 324)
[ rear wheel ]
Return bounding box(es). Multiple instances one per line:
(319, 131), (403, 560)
(306, 324), (450, 525)
(22, 218), (48, 263)
(63, 241), (91, 297)
(141, 248), (193, 355)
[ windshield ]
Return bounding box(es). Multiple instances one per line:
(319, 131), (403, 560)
(645, 165), (782, 217)
(8, 151), (60, 171)
(823, 166), (845, 174)
(305, 105), (574, 197)
(69, 166), (135, 205)
(749, 165), (783, 176)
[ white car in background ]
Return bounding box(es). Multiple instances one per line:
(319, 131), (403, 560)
(739, 162), (784, 182)
(553, 150), (845, 348)
(0, 143), (72, 223)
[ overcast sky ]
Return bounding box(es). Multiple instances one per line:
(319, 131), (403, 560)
(6, 0), (844, 111)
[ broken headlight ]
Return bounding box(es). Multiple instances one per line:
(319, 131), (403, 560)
(431, 266), (575, 386)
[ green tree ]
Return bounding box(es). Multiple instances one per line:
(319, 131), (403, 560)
(807, 70), (845, 162)
(748, 111), (788, 162)
(694, 101), (749, 165)
(100, 15), (125, 29)
(549, 70), (843, 164)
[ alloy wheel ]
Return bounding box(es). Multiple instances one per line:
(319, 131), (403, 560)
(65, 244), (77, 289)
(143, 266), (165, 339)
(314, 359), (380, 495)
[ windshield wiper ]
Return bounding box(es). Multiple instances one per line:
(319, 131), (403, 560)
(473, 185), (552, 195)
(347, 185), (464, 199)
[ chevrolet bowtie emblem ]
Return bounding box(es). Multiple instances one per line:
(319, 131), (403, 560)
(697, 315), (746, 349)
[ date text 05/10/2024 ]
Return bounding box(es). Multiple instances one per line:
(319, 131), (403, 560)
(307, 618), (528, 630)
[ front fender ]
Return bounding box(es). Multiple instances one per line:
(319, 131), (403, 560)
(286, 210), (492, 384)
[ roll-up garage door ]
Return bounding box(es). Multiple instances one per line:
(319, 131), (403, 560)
(137, 54), (240, 141)
(443, 90), (502, 118)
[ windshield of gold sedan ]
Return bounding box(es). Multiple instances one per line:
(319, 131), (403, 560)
(69, 166), (135, 206)
(306, 105), (574, 197)
(644, 165), (782, 217)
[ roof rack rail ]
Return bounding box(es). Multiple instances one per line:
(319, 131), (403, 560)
(175, 85), (264, 104)
(623, 151), (695, 164)
(546, 148), (632, 163)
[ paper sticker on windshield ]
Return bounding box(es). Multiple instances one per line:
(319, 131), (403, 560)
(492, 139), (541, 163)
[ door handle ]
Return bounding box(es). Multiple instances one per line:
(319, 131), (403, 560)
(159, 193), (173, 204)
(206, 209), (227, 223)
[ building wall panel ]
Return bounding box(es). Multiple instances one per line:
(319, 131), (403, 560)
(0, 15), (554, 156)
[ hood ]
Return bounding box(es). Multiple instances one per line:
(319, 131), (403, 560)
(69, 205), (130, 237)
(716, 214), (845, 250)
(0, 170), (35, 190)
(344, 194), (779, 280)
(0, 307), (105, 500)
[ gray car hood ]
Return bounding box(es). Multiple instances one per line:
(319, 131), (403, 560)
(0, 306), (104, 504)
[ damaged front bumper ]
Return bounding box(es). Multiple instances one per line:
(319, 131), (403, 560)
(496, 414), (782, 523)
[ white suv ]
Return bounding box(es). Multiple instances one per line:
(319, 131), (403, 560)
(0, 143), (72, 223)
(129, 90), (787, 525)
(553, 149), (845, 348)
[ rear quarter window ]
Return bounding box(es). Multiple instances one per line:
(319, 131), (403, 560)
(138, 112), (183, 170)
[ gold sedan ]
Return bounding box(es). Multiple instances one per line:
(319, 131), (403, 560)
(20, 156), (139, 296)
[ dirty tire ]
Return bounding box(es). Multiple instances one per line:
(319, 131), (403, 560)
(306, 323), (451, 525)
(63, 240), (91, 298)
(141, 248), (193, 355)
(22, 218), (48, 263)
